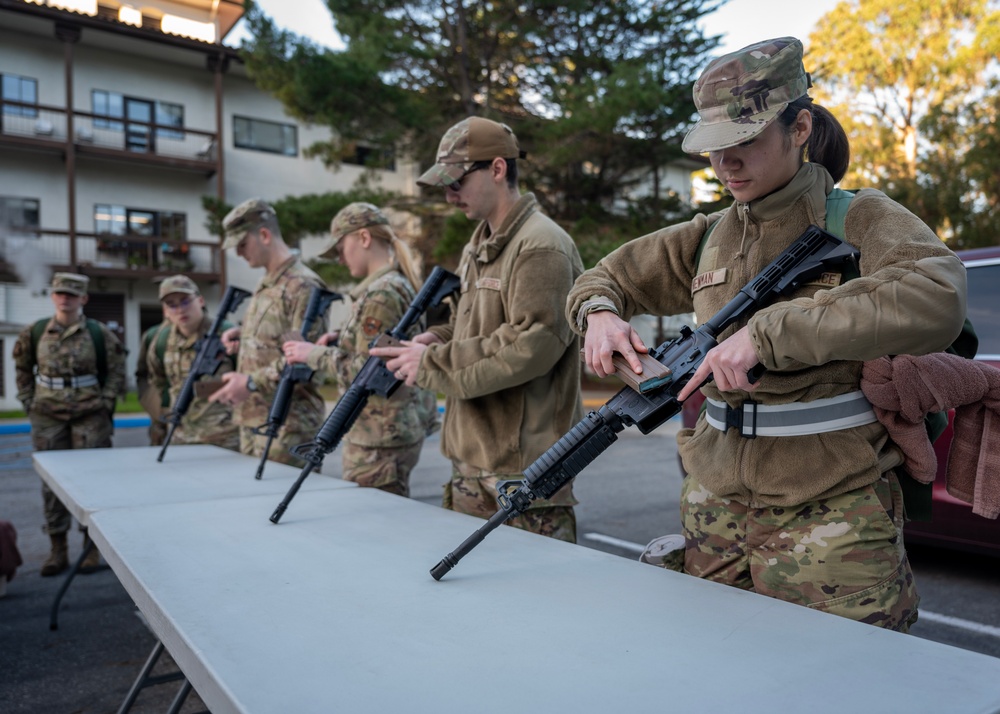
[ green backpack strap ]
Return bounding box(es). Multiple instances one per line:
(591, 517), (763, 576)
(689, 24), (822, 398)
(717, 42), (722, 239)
(823, 187), (857, 240)
(84, 319), (108, 388)
(152, 323), (172, 407)
(155, 322), (171, 366)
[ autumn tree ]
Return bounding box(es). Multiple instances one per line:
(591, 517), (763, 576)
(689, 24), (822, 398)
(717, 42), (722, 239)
(806, 0), (1000, 246)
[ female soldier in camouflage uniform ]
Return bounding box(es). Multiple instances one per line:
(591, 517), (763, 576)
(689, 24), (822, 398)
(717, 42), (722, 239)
(13, 272), (125, 576)
(568, 37), (967, 632)
(283, 203), (439, 496)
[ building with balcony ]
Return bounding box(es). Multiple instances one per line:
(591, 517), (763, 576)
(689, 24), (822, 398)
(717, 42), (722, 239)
(0, 0), (418, 410)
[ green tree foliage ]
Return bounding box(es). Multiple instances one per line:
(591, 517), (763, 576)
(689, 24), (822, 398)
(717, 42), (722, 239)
(806, 0), (1000, 247)
(238, 0), (725, 267)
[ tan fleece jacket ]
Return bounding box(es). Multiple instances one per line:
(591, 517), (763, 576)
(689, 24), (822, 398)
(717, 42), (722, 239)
(419, 193), (584, 476)
(567, 163), (967, 507)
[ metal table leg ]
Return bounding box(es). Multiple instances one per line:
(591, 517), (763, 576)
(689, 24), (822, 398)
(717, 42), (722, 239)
(48, 537), (93, 630)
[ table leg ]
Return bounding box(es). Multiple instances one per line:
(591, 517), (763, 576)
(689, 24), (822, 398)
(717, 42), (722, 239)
(48, 537), (93, 630)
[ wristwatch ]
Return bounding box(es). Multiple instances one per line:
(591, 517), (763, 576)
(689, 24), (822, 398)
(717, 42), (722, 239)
(246, 376), (258, 392)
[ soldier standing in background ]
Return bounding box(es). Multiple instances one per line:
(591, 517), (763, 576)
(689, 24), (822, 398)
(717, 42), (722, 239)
(12, 273), (125, 576)
(135, 311), (169, 446)
(148, 275), (239, 451)
(209, 198), (328, 467)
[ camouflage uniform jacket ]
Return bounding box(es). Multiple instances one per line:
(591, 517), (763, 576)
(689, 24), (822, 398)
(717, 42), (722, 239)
(305, 266), (438, 448)
(13, 314), (125, 420)
(567, 162), (967, 508)
(419, 193), (585, 476)
(147, 313), (239, 447)
(237, 256), (326, 434)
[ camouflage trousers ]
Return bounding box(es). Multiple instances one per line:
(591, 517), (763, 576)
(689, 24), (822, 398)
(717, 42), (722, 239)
(443, 461), (577, 544)
(678, 470), (919, 632)
(341, 441), (423, 497)
(30, 410), (113, 536)
(148, 418), (167, 447)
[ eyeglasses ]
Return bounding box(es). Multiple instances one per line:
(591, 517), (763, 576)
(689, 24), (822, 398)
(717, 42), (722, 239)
(163, 296), (194, 310)
(446, 163), (490, 192)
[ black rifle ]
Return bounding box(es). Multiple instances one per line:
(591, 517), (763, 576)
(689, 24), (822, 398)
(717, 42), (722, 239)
(430, 224), (861, 580)
(157, 285), (252, 462)
(270, 266), (461, 523)
(252, 286), (343, 479)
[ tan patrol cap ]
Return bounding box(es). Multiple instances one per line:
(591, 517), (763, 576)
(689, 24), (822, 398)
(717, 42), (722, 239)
(221, 198), (276, 250)
(158, 275), (199, 300)
(50, 272), (88, 296)
(322, 202), (390, 258)
(682, 37), (811, 154)
(417, 117), (524, 188)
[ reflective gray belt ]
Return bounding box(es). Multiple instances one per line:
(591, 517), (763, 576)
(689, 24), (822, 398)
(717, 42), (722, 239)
(705, 390), (878, 438)
(36, 374), (100, 389)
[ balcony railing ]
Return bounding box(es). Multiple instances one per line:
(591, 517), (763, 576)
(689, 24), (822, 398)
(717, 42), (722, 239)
(1, 227), (224, 282)
(0, 99), (218, 172)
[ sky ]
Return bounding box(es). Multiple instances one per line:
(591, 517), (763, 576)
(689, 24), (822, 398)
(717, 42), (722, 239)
(225, 0), (842, 55)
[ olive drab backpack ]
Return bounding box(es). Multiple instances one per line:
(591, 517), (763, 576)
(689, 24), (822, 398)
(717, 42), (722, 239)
(697, 188), (979, 519)
(30, 317), (109, 387)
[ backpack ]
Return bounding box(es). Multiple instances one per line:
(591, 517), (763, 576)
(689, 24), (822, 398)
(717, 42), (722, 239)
(698, 189), (978, 520)
(30, 317), (108, 387)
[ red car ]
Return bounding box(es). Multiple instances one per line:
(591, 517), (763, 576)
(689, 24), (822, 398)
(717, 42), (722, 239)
(679, 245), (1000, 557)
(904, 247), (1000, 556)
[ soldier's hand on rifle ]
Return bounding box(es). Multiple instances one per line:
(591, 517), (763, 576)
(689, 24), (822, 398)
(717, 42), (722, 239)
(221, 326), (241, 355)
(583, 310), (648, 379)
(677, 326), (760, 401)
(317, 331), (340, 347)
(369, 340), (426, 387)
(208, 371), (252, 406)
(282, 340), (314, 365)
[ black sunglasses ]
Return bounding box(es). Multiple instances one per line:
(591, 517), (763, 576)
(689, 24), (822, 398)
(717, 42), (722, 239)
(446, 162), (491, 192)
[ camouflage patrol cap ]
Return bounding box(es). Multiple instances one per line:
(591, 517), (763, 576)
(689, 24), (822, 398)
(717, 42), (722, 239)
(158, 274), (199, 300)
(221, 198), (276, 250)
(50, 272), (88, 296)
(322, 202), (390, 258)
(682, 37), (811, 154)
(417, 117), (524, 188)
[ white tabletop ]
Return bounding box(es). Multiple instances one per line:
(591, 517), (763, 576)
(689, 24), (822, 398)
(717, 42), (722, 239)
(88, 486), (1000, 714)
(32, 445), (355, 526)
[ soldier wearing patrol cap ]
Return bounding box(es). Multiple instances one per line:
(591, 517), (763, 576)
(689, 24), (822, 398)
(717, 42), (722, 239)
(147, 275), (239, 451)
(209, 198), (328, 467)
(282, 203), (439, 496)
(13, 272), (125, 576)
(371, 117), (585, 542)
(568, 37), (967, 632)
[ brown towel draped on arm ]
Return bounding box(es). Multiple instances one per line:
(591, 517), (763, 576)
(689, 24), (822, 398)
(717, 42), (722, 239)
(861, 353), (1000, 519)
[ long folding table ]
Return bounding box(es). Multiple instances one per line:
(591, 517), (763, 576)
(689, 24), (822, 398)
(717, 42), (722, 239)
(76, 480), (1000, 714)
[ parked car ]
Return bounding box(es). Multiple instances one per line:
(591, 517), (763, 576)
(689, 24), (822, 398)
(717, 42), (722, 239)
(904, 247), (1000, 556)
(678, 245), (1000, 557)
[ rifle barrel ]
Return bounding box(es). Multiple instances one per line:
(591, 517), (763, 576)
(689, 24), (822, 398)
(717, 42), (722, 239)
(270, 460), (317, 523)
(255, 432), (276, 480)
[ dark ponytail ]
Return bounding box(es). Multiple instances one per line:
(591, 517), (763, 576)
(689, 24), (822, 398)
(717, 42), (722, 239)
(779, 98), (850, 184)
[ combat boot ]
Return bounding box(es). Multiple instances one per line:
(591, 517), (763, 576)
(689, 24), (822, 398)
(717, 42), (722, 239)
(79, 533), (102, 574)
(40, 533), (69, 577)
